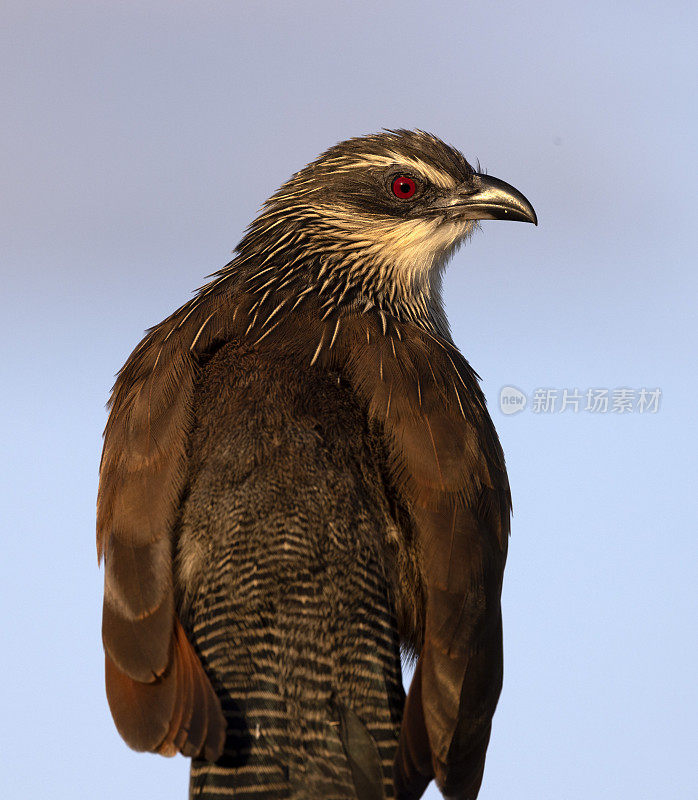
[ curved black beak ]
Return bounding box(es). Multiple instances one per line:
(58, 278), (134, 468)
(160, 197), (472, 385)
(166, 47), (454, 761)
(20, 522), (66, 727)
(437, 173), (537, 225)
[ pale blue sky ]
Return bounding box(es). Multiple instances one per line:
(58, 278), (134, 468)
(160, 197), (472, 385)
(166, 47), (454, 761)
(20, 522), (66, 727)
(1, 2), (696, 798)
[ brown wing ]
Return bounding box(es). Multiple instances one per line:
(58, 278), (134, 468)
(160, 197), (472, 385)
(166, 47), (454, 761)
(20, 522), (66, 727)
(97, 275), (343, 759)
(341, 315), (510, 798)
(96, 285), (244, 760)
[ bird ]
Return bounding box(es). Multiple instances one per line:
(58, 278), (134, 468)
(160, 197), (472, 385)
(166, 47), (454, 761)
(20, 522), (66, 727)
(97, 129), (536, 800)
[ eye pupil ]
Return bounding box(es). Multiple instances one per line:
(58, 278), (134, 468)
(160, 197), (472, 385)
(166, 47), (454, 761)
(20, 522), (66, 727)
(391, 175), (417, 199)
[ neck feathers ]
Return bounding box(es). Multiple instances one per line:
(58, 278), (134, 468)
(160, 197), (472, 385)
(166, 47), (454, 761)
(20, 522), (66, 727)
(207, 211), (473, 342)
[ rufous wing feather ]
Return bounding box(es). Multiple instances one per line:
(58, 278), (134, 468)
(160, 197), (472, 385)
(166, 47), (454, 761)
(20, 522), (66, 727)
(97, 289), (239, 760)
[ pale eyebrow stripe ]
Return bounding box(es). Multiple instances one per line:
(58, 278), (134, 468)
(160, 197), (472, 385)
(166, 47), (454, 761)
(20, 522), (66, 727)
(348, 152), (457, 189)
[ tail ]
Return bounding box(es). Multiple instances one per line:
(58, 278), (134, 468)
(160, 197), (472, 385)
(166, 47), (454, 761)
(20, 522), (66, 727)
(334, 695), (387, 800)
(188, 694), (388, 800)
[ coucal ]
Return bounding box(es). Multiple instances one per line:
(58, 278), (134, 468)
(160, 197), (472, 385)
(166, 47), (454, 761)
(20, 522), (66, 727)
(97, 130), (536, 799)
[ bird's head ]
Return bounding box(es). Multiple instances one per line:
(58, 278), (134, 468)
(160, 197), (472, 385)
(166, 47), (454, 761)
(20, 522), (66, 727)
(236, 130), (536, 335)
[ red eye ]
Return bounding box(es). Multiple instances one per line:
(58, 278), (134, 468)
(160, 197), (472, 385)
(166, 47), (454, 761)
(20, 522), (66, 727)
(391, 175), (417, 199)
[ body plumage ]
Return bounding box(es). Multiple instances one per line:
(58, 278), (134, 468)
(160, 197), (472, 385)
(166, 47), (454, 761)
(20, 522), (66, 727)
(97, 130), (536, 799)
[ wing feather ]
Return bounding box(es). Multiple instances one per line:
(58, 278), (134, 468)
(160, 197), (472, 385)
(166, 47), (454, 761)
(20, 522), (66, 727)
(340, 314), (510, 797)
(97, 288), (239, 759)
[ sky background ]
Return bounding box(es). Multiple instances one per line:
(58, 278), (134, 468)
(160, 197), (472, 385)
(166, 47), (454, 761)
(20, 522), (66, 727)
(1, 2), (696, 798)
